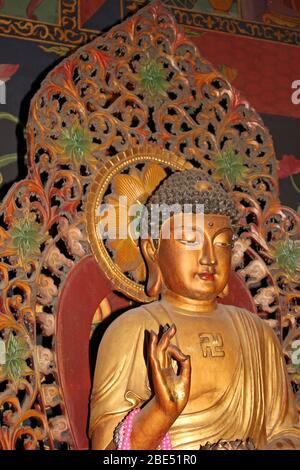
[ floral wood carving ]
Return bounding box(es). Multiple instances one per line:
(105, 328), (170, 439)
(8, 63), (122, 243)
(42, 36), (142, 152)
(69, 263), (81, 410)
(0, 1), (299, 449)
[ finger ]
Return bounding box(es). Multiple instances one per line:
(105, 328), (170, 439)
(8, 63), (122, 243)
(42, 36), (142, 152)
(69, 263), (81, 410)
(167, 345), (191, 383)
(179, 354), (191, 383)
(157, 324), (177, 351)
(156, 324), (177, 366)
(167, 343), (189, 363)
(148, 332), (170, 402)
(157, 325), (176, 368)
(149, 331), (160, 372)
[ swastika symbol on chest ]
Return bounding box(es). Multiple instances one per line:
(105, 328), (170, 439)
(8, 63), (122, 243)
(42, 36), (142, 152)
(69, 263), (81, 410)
(199, 332), (225, 358)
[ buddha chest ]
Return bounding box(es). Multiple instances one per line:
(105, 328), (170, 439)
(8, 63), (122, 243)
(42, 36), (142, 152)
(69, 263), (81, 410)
(166, 307), (241, 409)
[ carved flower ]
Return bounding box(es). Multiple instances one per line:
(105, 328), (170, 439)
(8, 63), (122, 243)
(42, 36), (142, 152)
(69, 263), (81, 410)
(101, 163), (167, 281)
(49, 415), (71, 444)
(45, 245), (73, 274)
(0, 332), (31, 385)
(36, 346), (54, 375)
(42, 384), (61, 408)
(11, 215), (42, 260)
(137, 58), (169, 97)
(37, 313), (55, 337)
(273, 239), (300, 278)
(231, 238), (251, 269)
(239, 259), (268, 286)
(214, 149), (248, 188)
(57, 125), (97, 167)
(37, 275), (58, 306)
(59, 218), (85, 258)
(254, 287), (277, 313)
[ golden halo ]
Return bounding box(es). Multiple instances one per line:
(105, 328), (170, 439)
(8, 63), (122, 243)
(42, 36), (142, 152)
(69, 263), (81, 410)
(86, 143), (193, 303)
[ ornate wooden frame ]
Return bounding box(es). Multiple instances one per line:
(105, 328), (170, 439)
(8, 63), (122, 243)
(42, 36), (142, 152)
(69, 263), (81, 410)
(0, 1), (299, 449)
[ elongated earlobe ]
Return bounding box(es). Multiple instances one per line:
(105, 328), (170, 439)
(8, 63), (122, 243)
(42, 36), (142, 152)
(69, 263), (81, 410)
(218, 283), (229, 299)
(140, 238), (163, 297)
(147, 263), (163, 297)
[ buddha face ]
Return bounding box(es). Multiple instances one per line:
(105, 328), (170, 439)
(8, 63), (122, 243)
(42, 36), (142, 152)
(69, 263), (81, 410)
(142, 213), (233, 301)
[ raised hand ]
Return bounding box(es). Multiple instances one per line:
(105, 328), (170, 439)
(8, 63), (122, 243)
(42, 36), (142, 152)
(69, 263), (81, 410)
(149, 324), (191, 421)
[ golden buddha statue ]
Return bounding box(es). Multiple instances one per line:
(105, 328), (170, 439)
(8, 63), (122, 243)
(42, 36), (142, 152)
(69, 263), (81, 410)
(89, 169), (300, 450)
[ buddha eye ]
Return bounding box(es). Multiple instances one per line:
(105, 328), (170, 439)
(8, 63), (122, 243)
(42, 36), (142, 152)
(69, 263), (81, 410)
(214, 233), (232, 248)
(175, 228), (203, 247)
(179, 239), (199, 246)
(214, 241), (231, 248)
(178, 235), (198, 246)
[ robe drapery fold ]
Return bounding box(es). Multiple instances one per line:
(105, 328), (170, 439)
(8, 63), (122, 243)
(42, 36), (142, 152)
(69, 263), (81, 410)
(89, 303), (300, 449)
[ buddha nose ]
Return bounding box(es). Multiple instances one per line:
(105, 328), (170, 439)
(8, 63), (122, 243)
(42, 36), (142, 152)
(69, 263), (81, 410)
(199, 236), (216, 267)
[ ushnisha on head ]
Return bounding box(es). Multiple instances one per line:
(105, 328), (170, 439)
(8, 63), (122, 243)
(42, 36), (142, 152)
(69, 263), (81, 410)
(140, 169), (240, 306)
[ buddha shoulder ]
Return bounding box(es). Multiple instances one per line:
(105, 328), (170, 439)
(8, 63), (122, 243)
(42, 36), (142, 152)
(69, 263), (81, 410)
(102, 304), (160, 341)
(235, 306), (276, 333)
(221, 304), (279, 345)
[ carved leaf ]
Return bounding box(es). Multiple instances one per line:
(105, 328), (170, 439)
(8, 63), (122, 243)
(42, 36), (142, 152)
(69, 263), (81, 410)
(137, 58), (169, 97)
(56, 125), (97, 167)
(1, 332), (31, 384)
(273, 239), (300, 278)
(11, 217), (42, 260)
(213, 149), (249, 189)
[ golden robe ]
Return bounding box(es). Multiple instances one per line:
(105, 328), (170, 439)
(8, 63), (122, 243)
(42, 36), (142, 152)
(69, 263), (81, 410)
(89, 301), (300, 449)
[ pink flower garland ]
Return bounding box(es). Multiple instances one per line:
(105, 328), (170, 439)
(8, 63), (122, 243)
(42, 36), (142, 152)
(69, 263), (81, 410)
(117, 408), (172, 450)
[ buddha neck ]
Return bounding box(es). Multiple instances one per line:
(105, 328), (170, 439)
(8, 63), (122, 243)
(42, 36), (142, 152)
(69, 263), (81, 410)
(161, 289), (217, 314)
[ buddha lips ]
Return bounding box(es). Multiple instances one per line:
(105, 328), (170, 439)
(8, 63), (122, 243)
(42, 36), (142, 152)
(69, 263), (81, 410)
(198, 273), (215, 281)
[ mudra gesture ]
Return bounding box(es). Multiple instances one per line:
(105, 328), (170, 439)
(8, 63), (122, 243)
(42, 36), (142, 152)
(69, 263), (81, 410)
(89, 169), (300, 450)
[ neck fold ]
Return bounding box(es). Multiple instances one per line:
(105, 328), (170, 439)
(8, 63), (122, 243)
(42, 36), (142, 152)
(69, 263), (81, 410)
(162, 290), (217, 313)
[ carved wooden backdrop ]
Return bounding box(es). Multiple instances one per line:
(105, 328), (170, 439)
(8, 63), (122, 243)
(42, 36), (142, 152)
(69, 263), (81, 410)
(0, 1), (299, 449)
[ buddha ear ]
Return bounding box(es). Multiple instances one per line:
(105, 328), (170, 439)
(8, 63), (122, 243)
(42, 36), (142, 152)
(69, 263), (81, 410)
(218, 282), (229, 299)
(140, 237), (163, 297)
